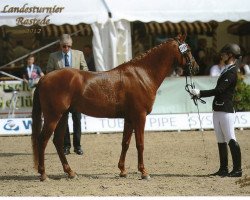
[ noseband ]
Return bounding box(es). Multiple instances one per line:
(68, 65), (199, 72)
(176, 39), (206, 106)
(176, 40), (194, 75)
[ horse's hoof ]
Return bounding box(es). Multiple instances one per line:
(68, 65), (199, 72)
(141, 174), (151, 180)
(40, 174), (49, 182)
(119, 172), (128, 178)
(68, 173), (78, 180)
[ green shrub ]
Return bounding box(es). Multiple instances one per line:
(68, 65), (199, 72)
(234, 73), (250, 111)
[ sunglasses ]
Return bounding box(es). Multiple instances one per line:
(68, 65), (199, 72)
(62, 45), (71, 48)
(220, 53), (228, 57)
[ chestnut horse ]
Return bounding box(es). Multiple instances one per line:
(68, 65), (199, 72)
(32, 34), (199, 181)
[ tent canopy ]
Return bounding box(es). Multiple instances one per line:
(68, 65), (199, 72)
(228, 21), (250, 36)
(142, 21), (218, 36)
(1, 0), (250, 27)
(105, 0), (250, 23)
(40, 24), (92, 37)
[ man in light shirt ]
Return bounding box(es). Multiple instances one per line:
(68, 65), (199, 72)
(46, 34), (88, 155)
(210, 54), (225, 77)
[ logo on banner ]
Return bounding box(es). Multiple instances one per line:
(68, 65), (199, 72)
(3, 120), (19, 131)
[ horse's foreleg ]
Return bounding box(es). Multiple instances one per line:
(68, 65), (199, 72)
(134, 113), (150, 180)
(53, 112), (76, 179)
(38, 122), (56, 181)
(118, 120), (133, 178)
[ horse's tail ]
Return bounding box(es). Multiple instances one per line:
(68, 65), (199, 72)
(31, 84), (42, 170)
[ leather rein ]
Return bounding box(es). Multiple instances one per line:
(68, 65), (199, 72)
(176, 39), (206, 106)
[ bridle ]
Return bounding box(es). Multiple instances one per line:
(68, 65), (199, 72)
(176, 39), (206, 106)
(176, 39), (195, 75)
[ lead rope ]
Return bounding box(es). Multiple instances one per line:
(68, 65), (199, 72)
(178, 39), (208, 165)
(185, 74), (208, 165)
(194, 97), (208, 165)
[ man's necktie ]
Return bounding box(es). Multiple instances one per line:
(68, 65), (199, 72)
(65, 53), (69, 67)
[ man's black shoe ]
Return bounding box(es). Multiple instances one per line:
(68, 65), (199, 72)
(74, 148), (83, 155)
(210, 168), (228, 177)
(64, 148), (70, 155)
(228, 169), (242, 177)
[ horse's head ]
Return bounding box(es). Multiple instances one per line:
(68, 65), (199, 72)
(175, 34), (199, 75)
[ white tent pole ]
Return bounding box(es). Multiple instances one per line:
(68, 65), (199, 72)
(102, 0), (112, 18)
(0, 71), (23, 81)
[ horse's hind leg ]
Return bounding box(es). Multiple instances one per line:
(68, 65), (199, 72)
(118, 119), (133, 177)
(38, 120), (57, 181)
(53, 112), (76, 179)
(134, 113), (150, 180)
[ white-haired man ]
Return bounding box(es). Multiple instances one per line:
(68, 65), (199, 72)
(46, 34), (88, 155)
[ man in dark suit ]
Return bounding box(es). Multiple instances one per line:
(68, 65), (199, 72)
(190, 43), (243, 177)
(46, 34), (88, 155)
(22, 54), (44, 97)
(83, 44), (96, 72)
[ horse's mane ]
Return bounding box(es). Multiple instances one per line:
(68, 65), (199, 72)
(128, 38), (176, 64)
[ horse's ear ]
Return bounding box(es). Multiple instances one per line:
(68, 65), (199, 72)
(177, 33), (187, 43)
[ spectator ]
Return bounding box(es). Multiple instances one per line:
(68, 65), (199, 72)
(210, 54), (225, 77)
(22, 54), (44, 98)
(46, 34), (88, 155)
(171, 67), (184, 77)
(194, 38), (210, 76)
(83, 45), (96, 71)
(239, 54), (250, 75)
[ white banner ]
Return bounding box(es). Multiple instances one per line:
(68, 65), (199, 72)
(85, 114), (190, 132)
(188, 112), (250, 129)
(146, 114), (191, 131)
(0, 112), (249, 136)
